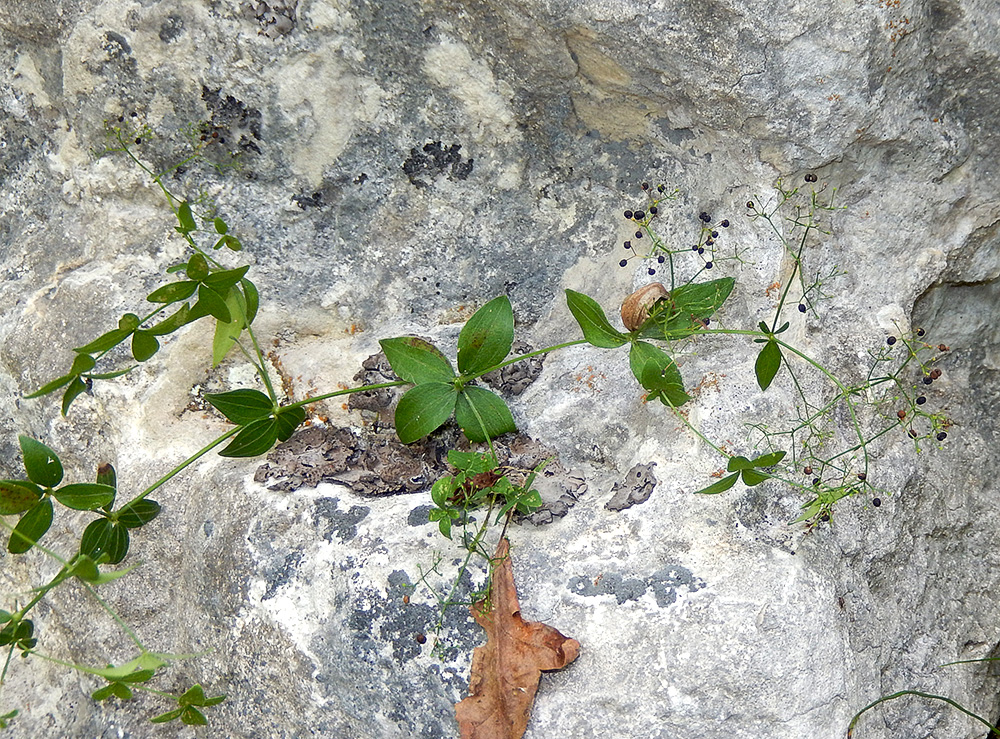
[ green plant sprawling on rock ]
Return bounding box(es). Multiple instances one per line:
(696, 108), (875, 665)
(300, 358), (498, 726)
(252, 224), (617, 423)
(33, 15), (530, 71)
(0, 121), (952, 733)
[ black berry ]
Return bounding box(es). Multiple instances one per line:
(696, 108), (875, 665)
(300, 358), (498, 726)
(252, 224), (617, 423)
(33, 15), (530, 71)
(624, 210), (634, 219)
(923, 377), (933, 385)
(657, 255), (665, 263)
(857, 472), (867, 481)
(936, 432), (948, 441)
(908, 429), (918, 438)
(813, 477), (821, 485)
(619, 259), (628, 267)
(887, 336), (896, 345)
(916, 396), (926, 405)
(872, 498), (881, 507)
(705, 261), (714, 269)
(711, 231), (719, 238)
(634, 210), (646, 220)
(649, 206), (658, 215)
(698, 247), (705, 255)
(820, 512), (830, 522)
(135, 138), (142, 145)
(746, 201), (755, 209)
(916, 328), (925, 337)
(721, 219), (730, 227)
(657, 184), (666, 192)
(805, 173), (818, 183)
(642, 182), (649, 190)
(635, 231), (643, 239)
(624, 241), (631, 249)
(648, 268), (656, 275)
(798, 304), (806, 313)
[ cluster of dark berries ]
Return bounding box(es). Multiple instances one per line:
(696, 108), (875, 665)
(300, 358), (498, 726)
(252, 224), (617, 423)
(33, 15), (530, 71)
(805, 173), (818, 183)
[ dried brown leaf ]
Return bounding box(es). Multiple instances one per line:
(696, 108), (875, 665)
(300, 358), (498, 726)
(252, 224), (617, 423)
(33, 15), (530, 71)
(455, 538), (580, 739)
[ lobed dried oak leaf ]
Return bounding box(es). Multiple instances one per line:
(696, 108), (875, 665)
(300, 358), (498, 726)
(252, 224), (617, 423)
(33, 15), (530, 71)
(455, 538), (580, 739)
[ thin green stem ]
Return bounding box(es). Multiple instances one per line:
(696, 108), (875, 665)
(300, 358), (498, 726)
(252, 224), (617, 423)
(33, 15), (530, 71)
(846, 689), (1000, 737)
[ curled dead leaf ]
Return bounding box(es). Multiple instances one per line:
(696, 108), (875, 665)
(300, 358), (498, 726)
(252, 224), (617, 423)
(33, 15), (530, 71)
(455, 537), (580, 739)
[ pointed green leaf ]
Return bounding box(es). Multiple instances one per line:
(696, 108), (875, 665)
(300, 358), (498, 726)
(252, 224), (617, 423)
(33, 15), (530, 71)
(454, 386), (516, 442)
(692, 473), (740, 495)
(565, 290), (628, 348)
(147, 303), (194, 335)
(131, 331), (159, 362)
(753, 450), (786, 467)
(71, 555), (100, 582)
(53, 483), (116, 511)
(71, 354), (97, 374)
(103, 524), (130, 564)
(73, 328), (132, 354)
(379, 337), (455, 384)
(85, 367), (136, 380)
(61, 376), (90, 416)
(395, 383), (458, 444)
(642, 277), (735, 339)
(740, 468), (769, 486)
(193, 284), (232, 322)
(19, 436), (63, 487)
(631, 343), (691, 406)
(96, 463), (117, 511)
(147, 281), (198, 304)
(213, 217), (228, 234)
(202, 265), (250, 293)
(176, 201), (197, 234)
(275, 407), (305, 442)
(117, 499), (161, 529)
(218, 418), (279, 458)
(212, 289), (247, 366)
(150, 708), (184, 724)
(186, 253), (209, 281)
(240, 279), (259, 325)
(23, 373), (74, 399)
(446, 450), (494, 474)
(726, 455), (754, 472)
(0, 480), (42, 515)
(204, 389), (274, 424)
(92, 682), (132, 701)
(180, 706), (208, 726)
(9, 498), (53, 553)
(80, 518), (113, 558)
(457, 296), (514, 375)
(430, 476), (454, 508)
(755, 339), (782, 391)
(222, 234), (242, 251)
(179, 685), (208, 706)
(118, 313), (140, 331)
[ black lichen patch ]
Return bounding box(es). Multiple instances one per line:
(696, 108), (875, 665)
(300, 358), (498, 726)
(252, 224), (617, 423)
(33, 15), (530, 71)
(403, 142), (474, 187)
(313, 497), (370, 542)
(605, 462), (657, 511)
(201, 85), (263, 155)
(408, 505), (433, 526)
(568, 564), (705, 607)
(293, 190), (325, 209)
(481, 340), (544, 396)
(158, 14), (185, 43)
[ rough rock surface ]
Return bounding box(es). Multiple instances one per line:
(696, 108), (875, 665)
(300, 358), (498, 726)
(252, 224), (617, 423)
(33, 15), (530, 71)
(1, 1), (999, 738)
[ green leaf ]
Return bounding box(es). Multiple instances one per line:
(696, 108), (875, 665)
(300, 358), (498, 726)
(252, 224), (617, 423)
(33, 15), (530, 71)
(222, 234), (242, 251)
(73, 327), (132, 354)
(218, 418), (279, 458)
(150, 708), (184, 724)
(394, 383), (458, 444)
(53, 483), (116, 511)
(212, 289), (247, 366)
(429, 509), (457, 539)
(740, 468), (769, 486)
(179, 684), (208, 706)
(61, 377), (90, 416)
(565, 290), (628, 348)
(71, 554), (100, 582)
(0, 480), (42, 515)
(755, 339), (782, 391)
(19, 435), (63, 487)
(204, 389), (274, 424)
(85, 367), (136, 380)
(454, 386), (516, 442)
(9, 499), (53, 553)
(92, 655), (167, 680)
(23, 373), (74, 399)
(180, 706), (208, 726)
(131, 331), (160, 362)
(446, 450), (494, 474)
(379, 337), (455, 384)
(202, 265), (250, 292)
(147, 281), (198, 304)
(93, 682), (133, 701)
(147, 303), (194, 335)
(630, 342), (691, 406)
(692, 473), (740, 495)
(457, 296), (514, 375)
(193, 284), (232, 323)
(753, 450), (786, 467)
(96, 463), (117, 510)
(240, 279), (259, 325)
(71, 354), (97, 374)
(176, 201), (197, 234)
(103, 524), (130, 564)
(213, 217), (228, 234)
(430, 476), (454, 508)
(80, 518), (113, 558)
(726, 455), (754, 472)
(275, 407), (306, 442)
(186, 253), (209, 281)
(117, 499), (161, 529)
(642, 277), (736, 339)
(118, 313), (140, 331)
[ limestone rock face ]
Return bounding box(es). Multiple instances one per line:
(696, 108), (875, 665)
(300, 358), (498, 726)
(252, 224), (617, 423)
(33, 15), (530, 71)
(1, 1), (998, 738)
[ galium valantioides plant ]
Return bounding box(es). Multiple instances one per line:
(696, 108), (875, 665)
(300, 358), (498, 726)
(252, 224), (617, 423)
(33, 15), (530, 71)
(0, 118), (952, 732)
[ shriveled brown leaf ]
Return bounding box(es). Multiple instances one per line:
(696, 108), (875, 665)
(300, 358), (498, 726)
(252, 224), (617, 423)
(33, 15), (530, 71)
(455, 537), (580, 739)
